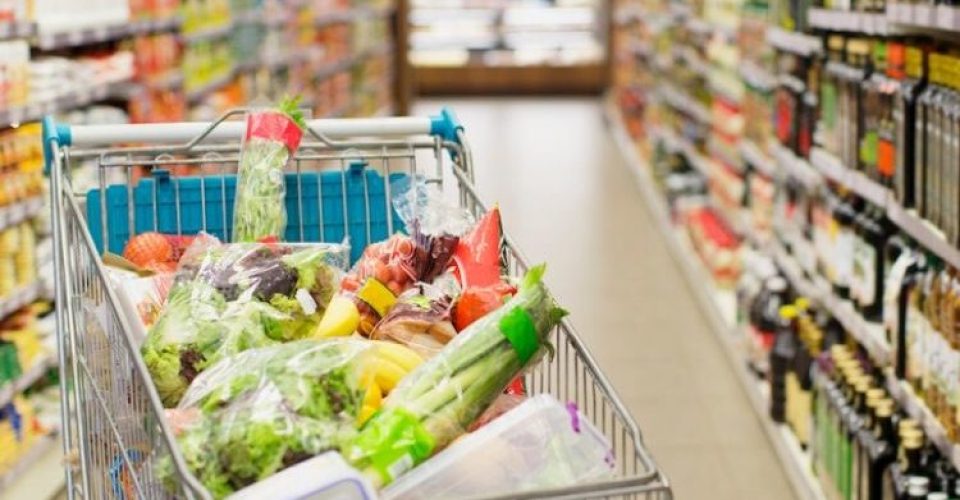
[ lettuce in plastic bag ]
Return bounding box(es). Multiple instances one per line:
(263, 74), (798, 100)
(142, 241), (348, 407)
(162, 339), (374, 497)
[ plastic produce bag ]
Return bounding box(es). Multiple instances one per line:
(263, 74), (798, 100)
(232, 99), (306, 242)
(342, 265), (566, 487)
(162, 338), (423, 498)
(160, 339), (374, 498)
(339, 232), (458, 336)
(391, 179), (474, 237)
(369, 283), (457, 359)
(141, 239), (348, 407)
(382, 395), (615, 500)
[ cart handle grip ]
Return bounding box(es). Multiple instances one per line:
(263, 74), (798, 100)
(42, 107), (464, 149)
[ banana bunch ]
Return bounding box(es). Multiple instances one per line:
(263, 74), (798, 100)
(357, 341), (424, 425)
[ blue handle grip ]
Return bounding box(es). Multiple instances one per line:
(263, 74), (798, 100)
(42, 116), (71, 175)
(429, 107), (463, 143)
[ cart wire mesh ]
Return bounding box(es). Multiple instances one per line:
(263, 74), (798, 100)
(45, 109), (673, 499)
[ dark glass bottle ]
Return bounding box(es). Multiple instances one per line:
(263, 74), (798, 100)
(858, 209), (895, 322)
(860, 399), (895, 500)
(880, 428), (924, 500)
(771, 305), (799, 423)
(750, 276), (790, 371)
(834, 198), (860, 299)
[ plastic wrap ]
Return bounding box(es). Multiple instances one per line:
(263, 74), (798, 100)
(340, 233), (458, 336)
(232, 101), (306, 242)
(382, 395), (615, 500)
(141, 240), (348, 407)
(161, 339), (374, 498)
(391, 179), (474, 237)
(369, 283), (457, 359)
(342, 265), (566, 487)
(451, 207), (502, 288)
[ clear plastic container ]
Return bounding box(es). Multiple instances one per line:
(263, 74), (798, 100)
(382, 395), (615, 500)
(229, 452), (376, 500)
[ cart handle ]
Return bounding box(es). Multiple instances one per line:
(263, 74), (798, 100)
(42, 107), (464, 149)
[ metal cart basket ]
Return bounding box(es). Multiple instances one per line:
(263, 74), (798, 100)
(43, 109), (673, 499)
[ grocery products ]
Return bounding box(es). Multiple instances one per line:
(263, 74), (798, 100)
(141, 239), (347, 406)
(382, 395), (615, 500)
(344, 265), (566, 487)
(164, 339), (379, 497)
(232, 101), (306, 242)
(612, 0), (960, 497)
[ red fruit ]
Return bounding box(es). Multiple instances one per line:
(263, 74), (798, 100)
(453, 282), (517, 331)
(373, 261), (391, 284)
(123, 232), (174, 269)
(341, 276), (361, 292)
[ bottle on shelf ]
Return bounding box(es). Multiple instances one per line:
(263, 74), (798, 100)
(790, 297), (822, 447)
(771, 303), (800, 423)
(749, 276), (791, 373)
(859, 39), (886, 183)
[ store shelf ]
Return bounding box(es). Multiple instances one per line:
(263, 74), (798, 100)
(607, 97), (826, 500)
(0, 435), (61, 495)
(889, 3), (960, 33)
(0, 22), (34, 40)
(805, 148), (960, 270)
(414, 62), (606, 94)
(807, 8), (897, 35)
(316, 4), (395, 26)
(809, 148), (890, 207)
(0, 80), (127, 128)
(658, 85), (711, 124)
(181, 22), (233, 43)
(185, 71), (235, 103)
(886, 202), (960, 270)
(0, 198), (44, 232)
(772, 143), (820, 189)
(885, 378), (960, 471)
(739, 60), (777, 91)
(31, 16), (181, 49)
(770, 240), (891, 365)
(129, 16), (182, 34)
(0, 354), (53, 408)
(767, 27), (822, 57)
(739, 139), (776, 178)
(35, 23), (133, 50)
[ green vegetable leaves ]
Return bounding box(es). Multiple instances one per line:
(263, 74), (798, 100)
(165, 340), (372, 497)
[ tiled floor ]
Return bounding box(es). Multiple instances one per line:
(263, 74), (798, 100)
(415, 96), (797, 499)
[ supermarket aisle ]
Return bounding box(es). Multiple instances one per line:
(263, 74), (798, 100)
(415, 97), (796, 499)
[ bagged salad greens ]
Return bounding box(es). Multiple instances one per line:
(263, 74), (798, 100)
(163, 338), (424, 498)
(162, 339), (372, 497)
(232, 98), (306, 242)
(343, 265), (566, 487)
(141, 238), (348, 406)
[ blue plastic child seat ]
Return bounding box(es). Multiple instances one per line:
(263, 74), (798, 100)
(86, 165), (407, 263)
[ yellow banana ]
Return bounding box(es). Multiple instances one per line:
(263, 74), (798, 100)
(357, 381), (383, 426)
(372, 341), (424, 373)
(313, 295), (360, 338)
(373, 357), (410, 393)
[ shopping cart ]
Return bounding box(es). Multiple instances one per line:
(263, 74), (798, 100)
(43, 109), (673, 500)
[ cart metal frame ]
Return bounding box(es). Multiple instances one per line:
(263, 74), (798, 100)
(43, 108), (673, 499)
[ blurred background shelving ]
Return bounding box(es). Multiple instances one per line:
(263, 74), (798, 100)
(0, 0), (412, 498)
(408, 0), (608, 93)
